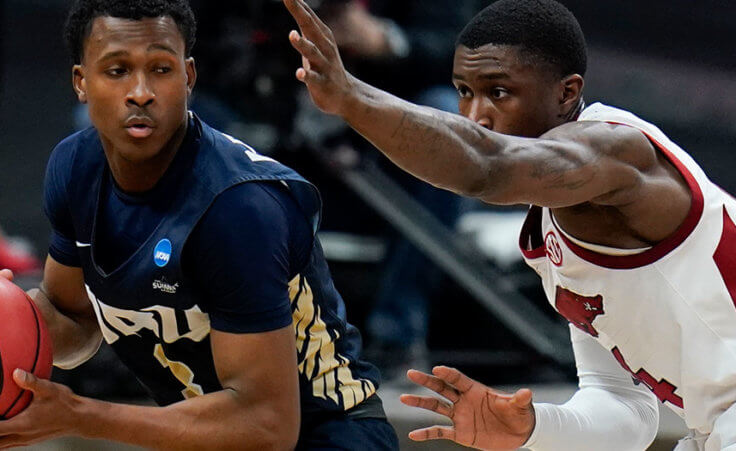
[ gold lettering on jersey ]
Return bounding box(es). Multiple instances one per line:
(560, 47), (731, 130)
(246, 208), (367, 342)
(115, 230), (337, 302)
(153, 344), (204, 399)
(289, 276), (376, 409)
(85, 285), (210, 344)
(144, 305), (210, 343)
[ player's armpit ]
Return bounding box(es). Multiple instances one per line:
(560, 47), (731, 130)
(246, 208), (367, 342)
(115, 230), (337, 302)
(33, 255), (101, 369)
(479, 121), (656, 208)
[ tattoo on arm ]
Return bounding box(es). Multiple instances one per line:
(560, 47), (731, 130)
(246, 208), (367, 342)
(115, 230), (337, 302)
(527, 140), (601, 192)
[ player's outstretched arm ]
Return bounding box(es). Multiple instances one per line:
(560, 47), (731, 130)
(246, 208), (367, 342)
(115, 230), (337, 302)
(400, 366), (535, 450)
(283, 0), (658, 208)
(0, 325), (300, 450)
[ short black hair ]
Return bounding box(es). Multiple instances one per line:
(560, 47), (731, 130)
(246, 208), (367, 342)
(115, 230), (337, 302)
(456, 0), (587, 77)
(65, 0), (197, 64)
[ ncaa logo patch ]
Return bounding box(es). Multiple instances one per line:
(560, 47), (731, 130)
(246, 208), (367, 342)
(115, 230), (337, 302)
(154, 239), (172, 267)
(545, 232), (563, 266)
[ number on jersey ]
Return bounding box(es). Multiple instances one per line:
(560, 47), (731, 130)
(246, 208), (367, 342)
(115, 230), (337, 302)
(611, 347), (683, 408)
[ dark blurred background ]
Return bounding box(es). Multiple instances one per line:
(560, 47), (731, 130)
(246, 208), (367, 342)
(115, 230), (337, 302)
(1, 0), (735, 447)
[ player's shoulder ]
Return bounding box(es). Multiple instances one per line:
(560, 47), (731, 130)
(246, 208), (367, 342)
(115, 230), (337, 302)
(188, 181), (305, 266)
(205, 182), (296, 232)
(48, 127), (100, 170)
(544, 104), (659, 170)
(220, 181), (295, 219)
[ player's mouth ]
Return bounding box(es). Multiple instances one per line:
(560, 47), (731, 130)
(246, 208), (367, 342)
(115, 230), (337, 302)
(124, 116), (156, 139)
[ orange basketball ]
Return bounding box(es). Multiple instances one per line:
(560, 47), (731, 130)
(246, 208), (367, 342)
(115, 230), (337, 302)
(0, 277), (53, 419)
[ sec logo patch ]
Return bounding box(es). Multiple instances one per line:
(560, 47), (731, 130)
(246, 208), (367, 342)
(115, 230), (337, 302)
(154, 239), (172, 267)
(545, 232), (563, 266)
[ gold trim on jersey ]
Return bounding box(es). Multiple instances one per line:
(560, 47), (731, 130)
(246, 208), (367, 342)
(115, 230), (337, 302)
(153, 343), (205, 399)
(289, 275), (376, 409)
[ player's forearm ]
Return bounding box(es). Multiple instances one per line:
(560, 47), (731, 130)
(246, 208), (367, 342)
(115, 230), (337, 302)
(27, 287), (102, 369)
(340, 75), (512, 198)
(524, 388), (658, 451)
(74, 389), (299, 450)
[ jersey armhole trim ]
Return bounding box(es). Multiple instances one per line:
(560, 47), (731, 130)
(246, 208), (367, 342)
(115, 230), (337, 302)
(518, 205), (547, 259)
(552, 123), (704, 269)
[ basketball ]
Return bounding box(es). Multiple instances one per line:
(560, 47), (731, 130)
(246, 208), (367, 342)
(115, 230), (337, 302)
(0, 277), (53, 419)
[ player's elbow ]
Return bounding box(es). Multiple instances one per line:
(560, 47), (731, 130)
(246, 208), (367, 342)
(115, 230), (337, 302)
(635, 395), (659, 449)
(54, 330), (103, 369)
(53, 319), (103, 370)
(459, 156), (520, 205)
(610, 390), (659, 450)
(252, 405), (300, 450)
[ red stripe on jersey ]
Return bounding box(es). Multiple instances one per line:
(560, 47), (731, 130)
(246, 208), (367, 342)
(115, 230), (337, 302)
(552, 124), (704, 269)
(612, 347), (684, 409)
(518, 206), (546, 259)
(714, 206), (736, 306)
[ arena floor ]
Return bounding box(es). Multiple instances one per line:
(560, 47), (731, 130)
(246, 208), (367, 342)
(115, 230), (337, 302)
(17, 382), (688, 450)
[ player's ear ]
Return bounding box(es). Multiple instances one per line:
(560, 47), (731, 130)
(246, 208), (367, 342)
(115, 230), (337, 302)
(72, 65), (87, 104)
(558, 74), (584, 117)
(185, 57), (197, 96)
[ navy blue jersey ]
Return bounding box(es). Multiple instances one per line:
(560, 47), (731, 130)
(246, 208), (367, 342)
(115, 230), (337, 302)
(44, 114), (381, 413)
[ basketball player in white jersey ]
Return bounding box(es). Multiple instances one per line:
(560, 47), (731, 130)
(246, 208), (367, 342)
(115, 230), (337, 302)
(283, 0), (736, 449)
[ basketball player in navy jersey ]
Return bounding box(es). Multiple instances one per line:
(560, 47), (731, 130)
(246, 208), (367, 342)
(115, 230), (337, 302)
(0, 0), (397, 449)
(284, 0), (736, 449)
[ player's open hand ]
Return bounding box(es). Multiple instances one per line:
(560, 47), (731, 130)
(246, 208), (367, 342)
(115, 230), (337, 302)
(0, 370), (80, 449)
(283, 0), (356, 116)
(400, 366), (535, 450)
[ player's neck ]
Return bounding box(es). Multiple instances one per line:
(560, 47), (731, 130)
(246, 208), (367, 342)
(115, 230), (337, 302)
(564, 98), (585, 123)
(104, 120), (188, 194)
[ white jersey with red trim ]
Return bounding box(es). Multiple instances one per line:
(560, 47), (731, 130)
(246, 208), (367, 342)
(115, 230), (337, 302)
(519, 103), (736, 438)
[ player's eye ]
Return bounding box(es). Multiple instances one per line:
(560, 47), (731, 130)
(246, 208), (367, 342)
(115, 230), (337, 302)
(490, 87), (509, 99)
(105, 67), (128, 77)
(455, 85), (472, 99)
(153, 66), (172, 74)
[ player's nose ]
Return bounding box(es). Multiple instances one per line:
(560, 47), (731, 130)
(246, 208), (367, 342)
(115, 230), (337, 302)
(126, 72), (155, 108)
(466, 97), (492, 129)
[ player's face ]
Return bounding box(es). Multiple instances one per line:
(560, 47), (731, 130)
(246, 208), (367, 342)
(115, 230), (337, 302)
(73, 16), (196, 162)
(452, 44), (566, 137)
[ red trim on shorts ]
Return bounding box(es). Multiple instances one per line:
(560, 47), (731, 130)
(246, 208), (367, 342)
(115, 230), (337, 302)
(552, 124), (704, 269)
(518, 206), (547, 259)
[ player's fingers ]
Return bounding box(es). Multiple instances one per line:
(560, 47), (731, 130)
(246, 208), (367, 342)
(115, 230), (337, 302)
(0, 269), (13, 281)
(400, 394), (454, 418)
(433, 366), (476, 393)
(511, 388), (533, 411)
(407, 370), (460, 402)
(297, 0), (338, 44)
(408, 426), (456, 442)
(12, 369), (53, 398)
(302, 55), (311, 71)
(288, 31), (328, 69)
(283, 0), (315, 32)
(0, 414), (31, 437)
(283, 0), (335, 57)
(295, 67), (324, 85)
(12, 369), (37, 392)
(0, 435), (28, 450)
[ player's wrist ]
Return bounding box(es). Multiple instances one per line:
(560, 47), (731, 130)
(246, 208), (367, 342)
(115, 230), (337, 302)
(519, 403), (536, 447)
(520, 402), (544, 449)
(70, 395), (108, 439)
(337, 73), (369, 119)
